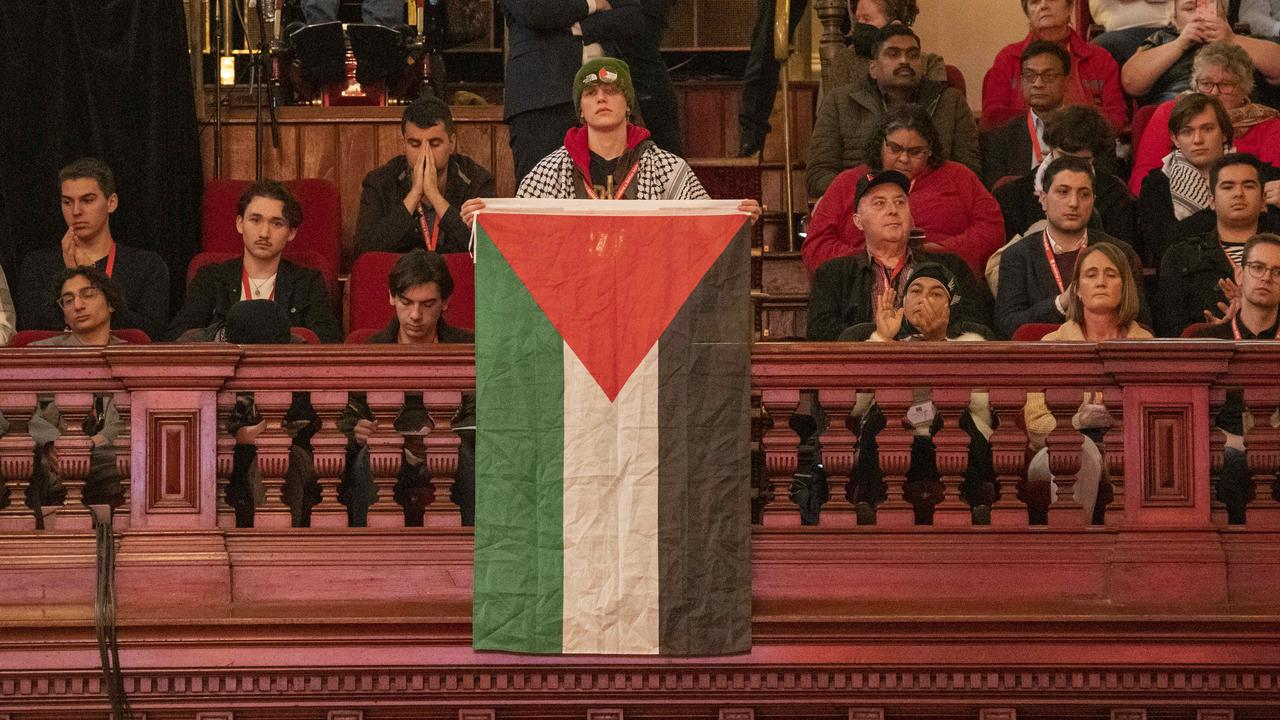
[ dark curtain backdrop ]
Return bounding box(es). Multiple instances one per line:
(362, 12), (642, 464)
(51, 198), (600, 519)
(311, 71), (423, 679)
(0, 0), (202, 306)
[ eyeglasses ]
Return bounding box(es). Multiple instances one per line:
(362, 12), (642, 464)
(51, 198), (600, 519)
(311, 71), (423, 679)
(1243, 261), (1280, 281)
(57, 286), (103, 308)
(884, 140), (930, 159)
(1196, 79), (1240, 94)
(1020, 70), (1065, 84)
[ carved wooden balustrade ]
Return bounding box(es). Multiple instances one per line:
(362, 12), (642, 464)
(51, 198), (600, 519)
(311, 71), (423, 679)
(2, 342), (1280, 719)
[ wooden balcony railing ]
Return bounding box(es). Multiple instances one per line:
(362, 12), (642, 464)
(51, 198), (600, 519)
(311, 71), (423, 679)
(2, 342), (1280, 718)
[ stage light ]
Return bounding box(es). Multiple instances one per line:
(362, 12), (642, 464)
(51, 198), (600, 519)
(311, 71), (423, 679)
(220, 56), (236, 86)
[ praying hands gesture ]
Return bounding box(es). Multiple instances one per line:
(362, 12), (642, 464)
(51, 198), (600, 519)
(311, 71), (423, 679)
(60, 227), (91, 269)
(872, 286), (903, 341)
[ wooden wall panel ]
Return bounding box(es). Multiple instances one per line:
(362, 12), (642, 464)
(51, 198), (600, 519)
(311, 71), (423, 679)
(336, 125), (381, 258)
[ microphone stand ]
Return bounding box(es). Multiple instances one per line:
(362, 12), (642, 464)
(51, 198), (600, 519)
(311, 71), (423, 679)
(213, 0), (224, 178)
(253, 0), (283, 181)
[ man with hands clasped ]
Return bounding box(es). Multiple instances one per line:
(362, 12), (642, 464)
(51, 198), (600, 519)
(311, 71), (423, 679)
(355, 94), (496, 256)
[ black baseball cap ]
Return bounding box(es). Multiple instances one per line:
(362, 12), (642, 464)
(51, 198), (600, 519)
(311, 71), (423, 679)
(853, 170), (911, 209)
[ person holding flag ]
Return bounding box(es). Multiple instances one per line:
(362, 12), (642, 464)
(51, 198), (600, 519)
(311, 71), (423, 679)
(463, 57), (762, 220)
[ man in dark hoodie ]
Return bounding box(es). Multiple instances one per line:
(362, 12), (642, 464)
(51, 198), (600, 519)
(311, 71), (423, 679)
(355, 94), (496, 256)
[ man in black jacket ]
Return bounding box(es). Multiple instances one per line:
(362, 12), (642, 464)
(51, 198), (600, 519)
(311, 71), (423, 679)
(995, 156), (1147, 338)
(355, 94), (496, 256)
(980, 40), (1069, 188)
(168, 181), (341, 342)
(502, 0), (643, 185)
(16, 158), (170, 338)
(806, 170), (991, 341)
(993, 105), (1135, 248)
(1157, 153), (1270, 337)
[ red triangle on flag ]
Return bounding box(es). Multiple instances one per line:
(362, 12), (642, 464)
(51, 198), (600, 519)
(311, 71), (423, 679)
(481, 212), (745, 402)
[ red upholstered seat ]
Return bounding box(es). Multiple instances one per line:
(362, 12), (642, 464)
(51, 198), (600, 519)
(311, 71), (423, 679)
(346, 251), (476, 339)
(1011, 323), (1061, 341)
(9, 328), (151, 346)
(1180, 321), (1218, 338)
(345, 327), (380, 343)
(1130, 104), (1159, 161)
(201, 177), (343, 282)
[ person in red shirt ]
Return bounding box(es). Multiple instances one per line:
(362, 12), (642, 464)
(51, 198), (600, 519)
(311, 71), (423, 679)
(803, 106), (1006, 278)
(981, 0), (1128, 132)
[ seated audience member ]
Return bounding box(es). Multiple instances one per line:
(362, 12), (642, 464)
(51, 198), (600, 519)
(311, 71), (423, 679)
(806, 170), (992, 341)
(369, 250), (474, 344)
(168, 181), (341, 342)
(355, 94), (496, 256)
(0, 266), (14, 345)
(31, 266), (128, 346)
(1121, 0), (1280, 105)
(463, 58), (761, 220)
(840, 262), (993, 341)
(1135, 92), (1233, 263)
(981, 41), (1072, 188)
(301, 0), (400, 27)
(1130, 43), (1280, 195)
(1042, 241), (1152, 339)
(805, 25), (979, 198)
(995, 156), (1147, 338)
(834, 0), (948, 91)
(1190, 232), (1280, 337)
(360, 250), (476, 525)
(1090, 0), (1173, 66)
(1240, 0), (1280, 38)
(16, 158), (169, 338)
(1156, 153), (1272, 336)
(804, 106), (1005, 277)
(993, 105), (1136, 248)
(982, 0), (1127, 132)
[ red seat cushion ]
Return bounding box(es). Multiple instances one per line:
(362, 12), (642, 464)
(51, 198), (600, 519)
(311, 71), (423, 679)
(8, 328), (150, 346)
(1011, 323), (1061, 341)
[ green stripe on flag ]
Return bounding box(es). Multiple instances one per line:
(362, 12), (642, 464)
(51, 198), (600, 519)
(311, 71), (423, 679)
(473, 226), (565, 653)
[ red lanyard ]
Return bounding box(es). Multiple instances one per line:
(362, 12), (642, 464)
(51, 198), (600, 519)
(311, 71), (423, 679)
(1042, 233), (1068, 293)
(103, 242), (116, 278)
(419, 212), (442, 251)
(1232, 314), (1280, 340)
(1027, 111), (1045, 165)
(581, 160), (641, 200)
(241, 266), (275, 301)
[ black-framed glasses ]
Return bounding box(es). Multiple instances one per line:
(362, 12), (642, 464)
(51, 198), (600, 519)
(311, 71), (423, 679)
(884, 140), (929, 159)
(1243, 261), (1280, 281)
(1020, 70), (1064, 84)
(57, 286), (103, 308)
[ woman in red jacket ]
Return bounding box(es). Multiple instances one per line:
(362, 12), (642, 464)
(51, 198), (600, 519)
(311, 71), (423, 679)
(803, 105), (1006, 278)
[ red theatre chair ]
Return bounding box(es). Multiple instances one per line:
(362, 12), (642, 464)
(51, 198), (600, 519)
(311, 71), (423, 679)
(345, 251), (476, 341)
(9, 329), (151, 346)
(944, 65), (967, 99)
(201, 177), (343, 283)
(1011, 323), (1061, 341)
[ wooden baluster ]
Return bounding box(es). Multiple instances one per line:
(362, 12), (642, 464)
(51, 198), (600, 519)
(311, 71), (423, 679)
(1100, 386), (1126, 527)
(280, 391), (322, 528)
(873, 387), (914, 527)
(749, 394), (771, 524)
(790, 389), (827, 525)
(817, 388), (857, 526)
(336, 391), (379, 528)
(423, 389), (464, 528)
(1044, 388), (1086, 528)
(0, 408), (10, 516)
(27, 394), (66, 530)
(931, 387), (976, 526)
(989, 388), (1030, 527)
(759, 388), (801, 526)
(956, 389), (1000, 526)
(224, 391), (266, 528)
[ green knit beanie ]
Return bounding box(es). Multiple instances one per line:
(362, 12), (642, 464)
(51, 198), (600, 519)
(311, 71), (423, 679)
(573, 57), (636, 114)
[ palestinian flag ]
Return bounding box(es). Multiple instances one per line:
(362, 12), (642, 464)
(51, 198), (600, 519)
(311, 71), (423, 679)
(472, 199), (752, 656)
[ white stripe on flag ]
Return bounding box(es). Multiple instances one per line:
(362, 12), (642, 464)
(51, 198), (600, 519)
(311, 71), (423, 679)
(561, 341), (661, 654)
